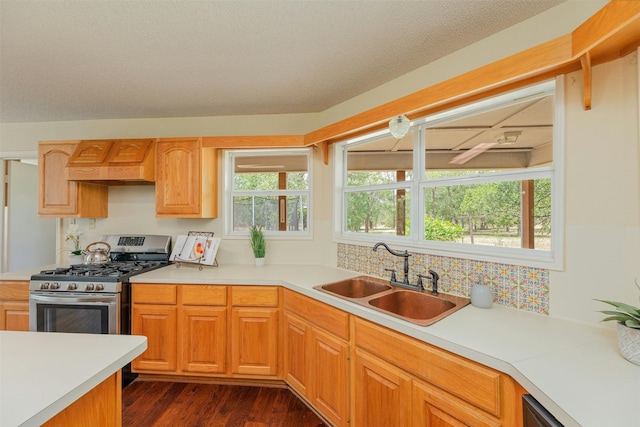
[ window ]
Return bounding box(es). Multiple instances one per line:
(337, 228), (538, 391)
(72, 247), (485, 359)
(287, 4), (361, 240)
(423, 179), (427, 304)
(225, 149), (311, 237)
(335, 80), (563, 268)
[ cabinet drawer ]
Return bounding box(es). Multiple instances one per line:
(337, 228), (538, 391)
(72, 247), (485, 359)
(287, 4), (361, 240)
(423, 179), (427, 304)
(0, 281), (29, 300)
(284, 289), (349, 340)
(231, 286), (278, 307)
(355, 317), (501, 417)
(181, 285), (226, 306)
(132, 284), (177, 304)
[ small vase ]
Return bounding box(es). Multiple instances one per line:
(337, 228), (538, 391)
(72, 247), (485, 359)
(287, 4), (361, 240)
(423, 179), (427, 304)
(470, 284), (493, 309)
(254, 257), (265, 268)
(616, 323), (640, 365)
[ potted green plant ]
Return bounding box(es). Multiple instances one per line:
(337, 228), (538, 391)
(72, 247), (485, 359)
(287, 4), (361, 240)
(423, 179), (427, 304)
(596, 278), (640, 365)
(249, 225), (266, 267)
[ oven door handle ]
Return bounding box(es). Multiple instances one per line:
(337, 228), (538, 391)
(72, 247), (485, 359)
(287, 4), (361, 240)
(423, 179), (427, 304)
(29, 293), (117, 304)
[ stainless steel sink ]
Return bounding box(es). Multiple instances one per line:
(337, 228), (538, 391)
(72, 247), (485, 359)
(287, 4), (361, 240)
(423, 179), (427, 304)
(317, 276), (393, 299)
(314, 276), (470, 326)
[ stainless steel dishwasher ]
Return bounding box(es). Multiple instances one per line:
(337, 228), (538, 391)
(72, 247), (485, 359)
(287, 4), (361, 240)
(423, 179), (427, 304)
(523, 394), (564, 427)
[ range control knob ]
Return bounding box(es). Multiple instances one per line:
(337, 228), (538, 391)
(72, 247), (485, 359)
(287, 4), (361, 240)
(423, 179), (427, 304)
(40, 283), (50, 290)
(67, 283), (77, 291)
(50, 283), (60, 290)
(85, 284), (95, 291)
(95, 284), (104, 291)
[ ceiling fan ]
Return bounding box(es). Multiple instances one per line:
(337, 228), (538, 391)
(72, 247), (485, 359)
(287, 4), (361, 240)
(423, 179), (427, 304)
(448, 131), (521, 165)
(446, 96), (551, 165)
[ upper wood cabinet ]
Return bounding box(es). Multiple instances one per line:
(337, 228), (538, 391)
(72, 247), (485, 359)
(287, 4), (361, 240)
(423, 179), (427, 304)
(38, 141), (108, 218)
(155, 138), (218, 218)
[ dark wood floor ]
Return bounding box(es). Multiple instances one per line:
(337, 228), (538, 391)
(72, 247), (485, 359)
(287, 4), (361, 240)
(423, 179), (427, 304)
(122, 380), (328, 427)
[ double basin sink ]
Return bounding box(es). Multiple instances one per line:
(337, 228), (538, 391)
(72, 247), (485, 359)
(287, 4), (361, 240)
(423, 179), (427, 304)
(314, 276), (470, 326)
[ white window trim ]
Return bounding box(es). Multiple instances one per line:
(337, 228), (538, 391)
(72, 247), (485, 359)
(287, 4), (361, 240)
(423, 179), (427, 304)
(223, 148), (313, 240)
(334, 78), (565, 270)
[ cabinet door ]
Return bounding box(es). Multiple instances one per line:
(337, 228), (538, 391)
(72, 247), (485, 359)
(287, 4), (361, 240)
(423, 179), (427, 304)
(38, 143), (78, 216)
(131, 305), (177, 372)
(413, 380), (501, 427)
(38, 142), (108, 218)
(283, 311), (309, 395)
(231, 307), (278, 376)
(67, 140), (112, 164)
(106, 139), (153, 163)
(181, 306), (226, 374)
(310, 327), (349, 427)
(0, 302), (29, 331)
(354, 349), (412, 427)
(155, 139), (201, 216)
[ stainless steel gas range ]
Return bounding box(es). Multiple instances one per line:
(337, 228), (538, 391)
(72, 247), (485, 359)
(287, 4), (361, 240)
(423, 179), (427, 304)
(29, 234), (171, 335)
(29, 234), (171, 385)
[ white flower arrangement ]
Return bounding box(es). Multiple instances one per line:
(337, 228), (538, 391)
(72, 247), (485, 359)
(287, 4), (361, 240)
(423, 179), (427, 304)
(64, 224), (83, 255)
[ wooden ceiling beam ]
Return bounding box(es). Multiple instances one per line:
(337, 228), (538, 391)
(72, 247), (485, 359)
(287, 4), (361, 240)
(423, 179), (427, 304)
(202, 135), (304, 149)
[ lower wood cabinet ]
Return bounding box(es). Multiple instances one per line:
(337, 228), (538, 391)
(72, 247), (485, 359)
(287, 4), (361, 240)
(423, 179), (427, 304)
(132, 284), (525, 427)
(230, 286), (279, 377)
(132, 284), (278, 379)
(354, 317), (524, 427)
(132, 304), (178, 372)
(181, 305), (226, 374)
(413, 378), (501, 427)
(132, 284), (227, 375)
(354, 348), (412, 427)
(0, 281), (30, 331)
(231, 307), (278, 376)
(284, 290), (350, 427)
(42, 372), (121, 427)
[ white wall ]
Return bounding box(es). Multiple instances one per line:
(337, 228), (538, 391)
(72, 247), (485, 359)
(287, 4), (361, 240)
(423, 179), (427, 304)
(551, 55), (640, 324)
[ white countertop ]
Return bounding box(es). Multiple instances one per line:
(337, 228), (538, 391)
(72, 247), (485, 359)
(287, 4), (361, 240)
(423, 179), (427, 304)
(0, 331), (147, 427)
(129, 263), (640, 427)
(3, 263), (639, 426)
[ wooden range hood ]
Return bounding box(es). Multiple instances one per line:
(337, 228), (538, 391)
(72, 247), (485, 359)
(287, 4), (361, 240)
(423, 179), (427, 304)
(64, 139), (155, 184)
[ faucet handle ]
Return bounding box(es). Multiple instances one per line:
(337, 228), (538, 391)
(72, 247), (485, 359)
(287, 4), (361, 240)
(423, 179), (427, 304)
(384, 268), (397, 282)
(416, 273), (429, 290)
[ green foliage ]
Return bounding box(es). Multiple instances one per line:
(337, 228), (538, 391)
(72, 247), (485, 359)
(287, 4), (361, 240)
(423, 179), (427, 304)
(232, 171), (309, 231)
(249, 225), (266, 258)
(595, 279), (640, 329)
(424, 216), (463, 241)
(345, 172), (405, 233)
(234, 172), (308, 191)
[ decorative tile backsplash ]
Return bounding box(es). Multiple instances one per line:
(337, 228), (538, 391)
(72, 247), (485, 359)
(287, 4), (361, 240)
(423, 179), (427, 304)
(337, 243), (549, 315)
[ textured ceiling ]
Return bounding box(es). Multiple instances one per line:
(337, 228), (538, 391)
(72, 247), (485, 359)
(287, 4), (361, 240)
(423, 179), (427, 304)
(0, 0), (564, 123)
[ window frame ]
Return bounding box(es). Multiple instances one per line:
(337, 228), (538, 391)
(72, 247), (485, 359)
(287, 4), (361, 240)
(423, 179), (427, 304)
(334, 78), (565, 269)
(224, 148), (313, 240)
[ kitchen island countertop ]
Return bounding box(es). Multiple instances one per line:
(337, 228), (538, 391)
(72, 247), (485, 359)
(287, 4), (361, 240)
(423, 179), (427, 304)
(128, 263), (640, 427)
(0, 331), (147, 427)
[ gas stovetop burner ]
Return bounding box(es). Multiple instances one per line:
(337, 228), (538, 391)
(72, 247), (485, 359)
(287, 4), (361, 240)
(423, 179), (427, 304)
(30, 234), (172, 289)
(37, 261), (168, 279)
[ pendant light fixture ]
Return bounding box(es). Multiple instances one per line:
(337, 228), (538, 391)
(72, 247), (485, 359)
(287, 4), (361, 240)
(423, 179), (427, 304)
(388, 115), (410, 139)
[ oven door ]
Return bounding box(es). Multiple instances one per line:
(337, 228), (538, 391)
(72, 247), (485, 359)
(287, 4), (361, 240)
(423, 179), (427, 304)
(29, 292), (119, 334)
